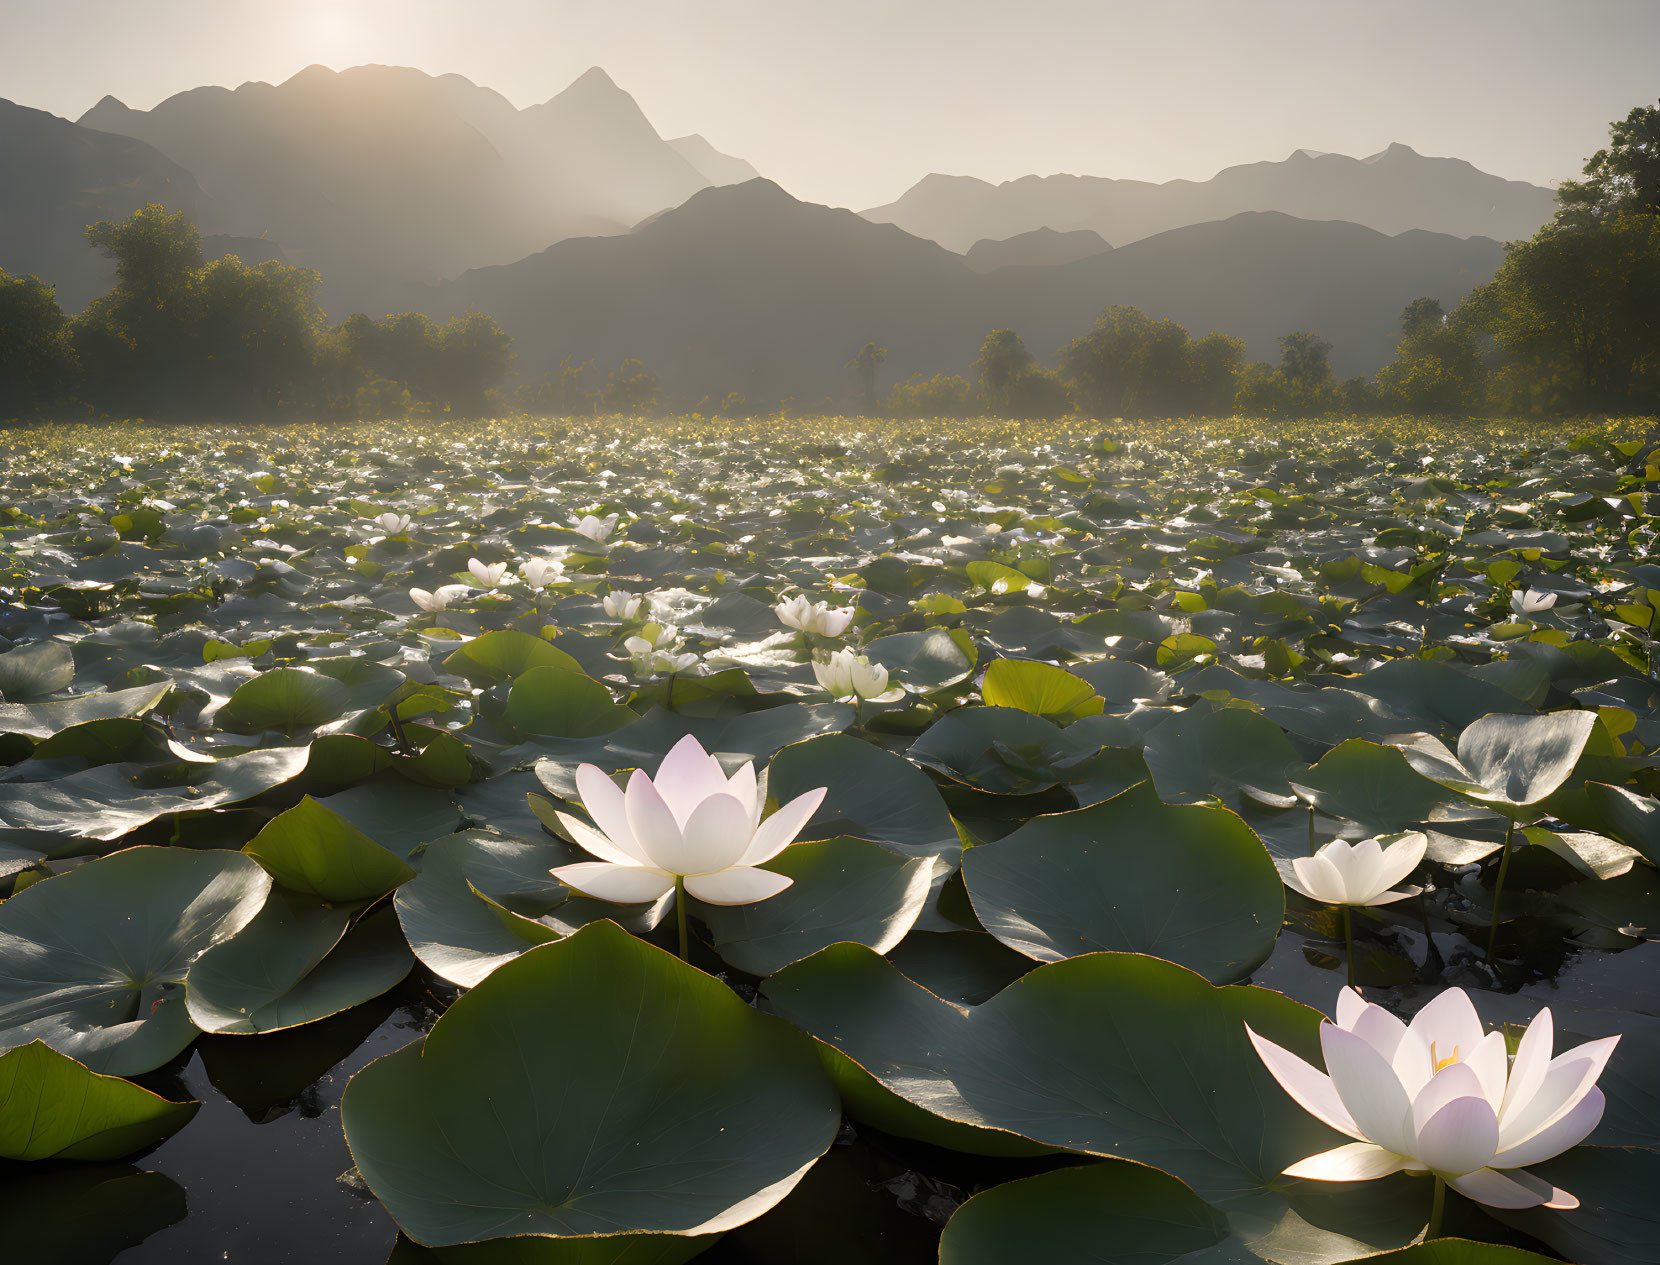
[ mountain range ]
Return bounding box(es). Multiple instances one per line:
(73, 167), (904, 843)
(434, 179), (1505, 404)
(59, 64), (755, 314)
(864, 145), (1557, 252)
(2, 63), (1552, 404)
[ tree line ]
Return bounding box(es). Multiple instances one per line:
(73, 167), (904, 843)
(885, 98), (1659, 420)
(0, 205), (518, 421)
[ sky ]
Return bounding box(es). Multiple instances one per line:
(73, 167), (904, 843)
(3, 0), (1658, 209)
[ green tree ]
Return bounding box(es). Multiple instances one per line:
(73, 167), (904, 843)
(1377, 296), (1485, 415)
(1461, 215), (1660, 411)
(1278, 332), (1334, 389)
(1187, 332), (1245, 414)
(601, 358), (661, 413)
(436, 313), (514, 415)
(1558, 99), (1660, 222)
(0, 270), (77, 417)
(886, 373), (976, 417)
(1060, 305), (1155, 415)
(75, 204), (328, 417)
(849, 342), (887, 414)
(973, 329), (1035, 411)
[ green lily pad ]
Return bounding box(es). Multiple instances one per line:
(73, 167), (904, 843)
(909, 706), (1139, 797)
(342, 920), (841, 1252)
(0, 745), (310, 842)
(862, 628), (977, 692)
(243, 795), (417, 903)
(1142, 706), (1303, 808)
(1586, 782), (1660, 867)
(1289, 739), (1455, 835)
(1490, 1146), (1660, 1265)
(186, 895), (411, 1035)
(0, 681), (173, 741)
(215, 667), (352, 733)
(695, 837), (936, 976)
(981, 658), (1103, 721)
(764, 943), (1339, 1198)
(0, 847), (271, 1073)
(503, 664), (636, 738)
(393, 830), (569, 987)
(0, 1040), (198, 1160)
(937, 1161), (1231, 1265)
(961, 782), (1283, 981)
(768, 733), (956, 853)
(1401, 711), (1597, 814)
(0, 639), (76, 701)
(442, 630), (582, 686)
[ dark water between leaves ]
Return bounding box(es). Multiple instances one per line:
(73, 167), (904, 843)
(7, 924), (1650, 1265)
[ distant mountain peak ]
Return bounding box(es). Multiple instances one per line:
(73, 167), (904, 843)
(1363, 141), (1422, 163)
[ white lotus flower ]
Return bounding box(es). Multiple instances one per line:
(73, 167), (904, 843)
(813, 649), (893, 701)
(1248, 987), (1616, 1210)
(409, 584), (472, 612)
(1511, 589), (1557, 616)
(1283, 834), (1428, 907)
(604, 590), (645, 620)
(373, 512), (411, 535)
(468, 558), (509, 589)
(552, 735), (826, 904)
(521, 557), (563, 591)
(775, 594), (855, 637)
(625, 626), (697, 677)
(574, 513), (619, 543)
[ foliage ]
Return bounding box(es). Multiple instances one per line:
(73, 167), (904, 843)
(0, 411), (1653, 1260)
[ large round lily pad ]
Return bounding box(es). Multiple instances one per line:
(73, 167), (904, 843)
(961, 781), (1283, 981)
(0, 1040), (199, 1160)
(342, 920), (841, 1253)
(0, 847), (271, 1074)
(695, 836), (935, 976)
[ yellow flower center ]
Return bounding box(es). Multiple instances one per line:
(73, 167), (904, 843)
(1431, 1042), (1461, 1073)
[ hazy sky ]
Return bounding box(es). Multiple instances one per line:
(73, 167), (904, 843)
(4, 0), (1657, 208)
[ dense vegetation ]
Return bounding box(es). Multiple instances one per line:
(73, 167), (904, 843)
(0, 413), (1655, 1261)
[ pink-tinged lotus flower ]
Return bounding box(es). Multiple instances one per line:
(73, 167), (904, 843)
(603, 589), (645, 620)
(775, 594), (854, 637)
(467, 558), (509, 589)
(552, 735), (826, 905)
(573, 513), (619, 543)
(409, 584), (472, 612)
(520, 557), (563, 591)
(1248, 987), (1616, 1211)
(1282, 833), (1427, 907)
(813, 649), (899, 702)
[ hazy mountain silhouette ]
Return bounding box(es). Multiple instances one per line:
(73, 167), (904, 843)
(76, 64), (753, 315)
(668, 134), (761, 186)
(433, 179), (1504, 404)
(965, 227), (1112, 274)
(865, 145), (1556, 252)
(0, 97), (209, 309)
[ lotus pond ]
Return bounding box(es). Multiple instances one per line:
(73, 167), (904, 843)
(0, 414), (1657, 1265)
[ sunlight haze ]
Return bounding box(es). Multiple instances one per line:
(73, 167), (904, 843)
(4, 0), (1657, 208)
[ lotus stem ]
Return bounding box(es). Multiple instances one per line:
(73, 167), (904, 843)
(1428, 1174), (1446, 1239)
(854, 697), (864, 729)
(1307, 806), (1316, 856)
(674, 875), (688, 961)
(1342, 905), (1356, 990)
(665, 671), (678, 713)
(1486, 817), (1516, 964)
